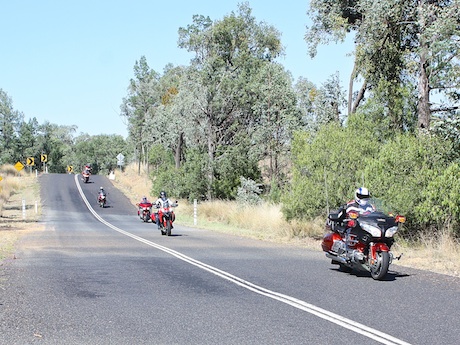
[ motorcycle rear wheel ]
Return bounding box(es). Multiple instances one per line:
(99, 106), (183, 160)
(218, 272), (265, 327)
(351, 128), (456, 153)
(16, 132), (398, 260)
(370, 251), (390, 280)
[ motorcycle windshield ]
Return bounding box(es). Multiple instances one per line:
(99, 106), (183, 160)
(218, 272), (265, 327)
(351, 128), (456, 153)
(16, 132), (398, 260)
(356, 198), (399, 216)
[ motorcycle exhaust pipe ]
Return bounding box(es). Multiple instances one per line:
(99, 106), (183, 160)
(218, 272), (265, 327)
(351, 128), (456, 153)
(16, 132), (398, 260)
(326, 252), (348, 264)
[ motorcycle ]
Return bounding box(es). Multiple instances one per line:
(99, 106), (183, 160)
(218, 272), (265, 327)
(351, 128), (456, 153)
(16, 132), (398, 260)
(137, 201), (153, 223)
(98, 193), (106, 208)
(81, 170), (91, 183)
(321, 198), (405, 280)
(156, 200), (178, 236)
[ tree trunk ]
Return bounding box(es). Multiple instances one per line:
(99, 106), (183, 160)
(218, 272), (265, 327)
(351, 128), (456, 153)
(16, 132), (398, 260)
(417, 49), (431, 130)
(175, 132), (184, 169)
(348, 62), (356, 116)
(351, 81), (367, 114)
(206, 123), (215, 201)
(417, 0), (431, 131)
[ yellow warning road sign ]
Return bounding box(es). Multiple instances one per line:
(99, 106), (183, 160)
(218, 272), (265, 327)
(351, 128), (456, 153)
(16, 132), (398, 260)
(15, 161), (25, 171)
(41, 154), (48, 162)
(26, 157), (35, 166)
(67, 166), (73, 173)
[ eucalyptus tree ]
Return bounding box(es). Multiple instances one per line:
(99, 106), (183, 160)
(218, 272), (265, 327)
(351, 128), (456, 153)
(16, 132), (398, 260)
(250, 62), (302, 195)
(153, 64), (188, 169)
(121, 56), (160, 174)
(177, 2), (283, 199)
(294, 73), (347, 136)
(17, 118), (39, 160)
(34, 122), (77, 173)
(0, 89), (23, 164)
(305, 0), (460, 131)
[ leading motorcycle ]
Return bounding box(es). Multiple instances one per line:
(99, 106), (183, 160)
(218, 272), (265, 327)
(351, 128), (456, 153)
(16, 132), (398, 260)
(156, 200), (178, 236)
(321, 198), (405, 280)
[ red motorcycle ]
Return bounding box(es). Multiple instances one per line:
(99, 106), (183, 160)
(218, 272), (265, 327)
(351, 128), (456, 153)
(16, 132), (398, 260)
(321, 198), (405, 280)
(137, 202), (153, 223)
(156, 200), (178, 236)
(98, 193), (106, 208)
(81, 169), (91, 183)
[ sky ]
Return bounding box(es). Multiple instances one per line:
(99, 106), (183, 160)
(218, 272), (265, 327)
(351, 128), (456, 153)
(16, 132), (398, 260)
(1, 0), (354, 138)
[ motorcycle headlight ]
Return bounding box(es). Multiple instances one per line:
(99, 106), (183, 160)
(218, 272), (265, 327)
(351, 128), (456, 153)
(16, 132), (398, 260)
(385, 226), (399, 238)
(360, 223), (382, 237)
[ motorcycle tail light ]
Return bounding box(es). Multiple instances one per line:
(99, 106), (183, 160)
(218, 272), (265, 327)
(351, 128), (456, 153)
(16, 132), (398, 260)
(396, 215), (406, 223)
(347, 219), (356, 228)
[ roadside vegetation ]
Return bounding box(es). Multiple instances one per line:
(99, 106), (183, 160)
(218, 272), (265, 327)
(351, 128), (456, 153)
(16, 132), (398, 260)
(1, 162), (459, 277)
(113, 163), (460, 277)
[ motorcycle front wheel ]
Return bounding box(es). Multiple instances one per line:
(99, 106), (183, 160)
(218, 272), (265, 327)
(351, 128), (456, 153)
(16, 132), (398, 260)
(370, 251), (390, 280)
(166, 221), (172, 236)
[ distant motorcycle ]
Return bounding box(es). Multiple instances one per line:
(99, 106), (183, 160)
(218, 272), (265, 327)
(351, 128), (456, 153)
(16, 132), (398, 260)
(157, 200), (178, 236)
(81, 170), (91, 183)
(321, 198), (405, 280)
(98, 193), (106, 208)
(137, 201), (153, 223)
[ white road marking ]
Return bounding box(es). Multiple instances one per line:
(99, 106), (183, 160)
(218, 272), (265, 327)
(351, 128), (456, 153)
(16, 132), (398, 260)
(75, 174), (411, 345)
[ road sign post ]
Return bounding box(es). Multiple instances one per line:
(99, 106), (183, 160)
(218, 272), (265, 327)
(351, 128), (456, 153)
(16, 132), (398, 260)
(116, 153), (125, 169)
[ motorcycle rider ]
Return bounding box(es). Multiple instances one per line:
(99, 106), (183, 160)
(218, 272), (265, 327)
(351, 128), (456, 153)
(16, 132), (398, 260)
(328, 187), (373, 233)
(98, 187), (106, 204)
(154, 191), (176, 229)
(98, 186), (106, 198)
(345, 187), (374, 215)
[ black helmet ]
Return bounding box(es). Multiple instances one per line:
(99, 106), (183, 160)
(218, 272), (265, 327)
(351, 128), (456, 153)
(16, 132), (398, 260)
(160, 191), (167, 199)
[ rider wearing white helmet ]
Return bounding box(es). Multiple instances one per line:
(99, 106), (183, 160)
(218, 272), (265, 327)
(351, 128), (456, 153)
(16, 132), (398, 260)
(346, 187), (372, 214)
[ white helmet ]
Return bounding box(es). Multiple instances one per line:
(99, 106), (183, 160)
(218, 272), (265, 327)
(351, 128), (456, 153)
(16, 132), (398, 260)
(355, 187), (370, 206)
(100, 187), (104, 190)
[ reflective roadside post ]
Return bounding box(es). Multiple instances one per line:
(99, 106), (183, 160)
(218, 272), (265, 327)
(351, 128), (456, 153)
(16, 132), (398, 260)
(194, 199), (197, 226)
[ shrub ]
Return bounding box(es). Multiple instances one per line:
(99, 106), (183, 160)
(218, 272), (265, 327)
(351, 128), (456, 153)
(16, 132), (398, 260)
(236, 176), (262, 205)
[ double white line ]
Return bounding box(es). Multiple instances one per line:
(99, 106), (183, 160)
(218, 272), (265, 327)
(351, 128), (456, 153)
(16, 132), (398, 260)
(75, 174), (411, 345)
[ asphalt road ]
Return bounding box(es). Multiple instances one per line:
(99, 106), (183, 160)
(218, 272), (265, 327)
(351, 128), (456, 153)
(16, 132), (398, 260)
(1, 173), (460, 345)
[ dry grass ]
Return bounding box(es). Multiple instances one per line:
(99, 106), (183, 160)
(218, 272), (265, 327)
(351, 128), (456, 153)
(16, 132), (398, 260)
(392, 230), (460, 277)
(0, 165), (43, 261)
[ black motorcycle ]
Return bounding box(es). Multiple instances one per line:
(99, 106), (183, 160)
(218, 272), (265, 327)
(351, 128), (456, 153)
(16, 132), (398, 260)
(321, 198), (405, 280)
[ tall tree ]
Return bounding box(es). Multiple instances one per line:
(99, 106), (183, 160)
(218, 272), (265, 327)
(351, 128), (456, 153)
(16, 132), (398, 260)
(251, 63), (302, 193)
(0, 89), (23, 163)
(121, 56), (160, 174)
(178, 2), (283, 199)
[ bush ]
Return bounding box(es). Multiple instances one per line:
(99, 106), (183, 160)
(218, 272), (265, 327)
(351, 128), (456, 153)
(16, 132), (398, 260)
(282, 121), (380, 220)
(416, 162), (460, 236)
(364, 133), (452, 235)
(236, 176), (262, 205)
